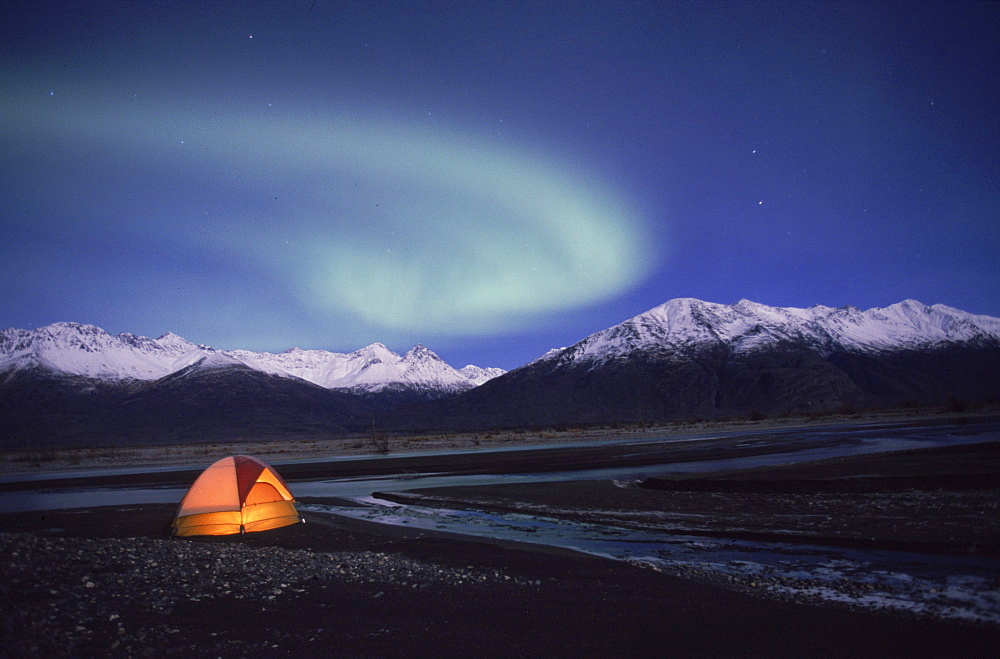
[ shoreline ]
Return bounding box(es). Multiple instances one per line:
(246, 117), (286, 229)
(2, 432), (998, 655)
(2, 408), (991, 476)
(3, 501), (999, 657)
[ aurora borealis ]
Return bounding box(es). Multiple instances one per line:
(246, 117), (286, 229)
(2, 1), (998, 369)
(6, 87), (648, 335)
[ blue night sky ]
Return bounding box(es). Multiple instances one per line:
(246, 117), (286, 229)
(2, 1), (997, 370)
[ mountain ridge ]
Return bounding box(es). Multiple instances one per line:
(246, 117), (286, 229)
(381, 298), (1000, 431)
(0, 323), (504, 395)
(526, 298), (1000, 370)
(2, 297), (999, 446)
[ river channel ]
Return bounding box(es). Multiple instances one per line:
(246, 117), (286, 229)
(3, 419), (999, 623)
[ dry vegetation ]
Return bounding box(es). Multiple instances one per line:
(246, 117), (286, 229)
(2, 407), (994, 476)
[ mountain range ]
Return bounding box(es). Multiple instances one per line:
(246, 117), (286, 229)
(0, 322), (503, 393)
(3, 298), (999, 447)
(386, 298), (1000, 431)
(0, 324), (502, 446)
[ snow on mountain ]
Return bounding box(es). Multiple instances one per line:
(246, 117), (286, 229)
(228, 342), (493, 393)
(0, 322), (210, 380)
(154, 331), (200, 353)
(5, 298), (991, 394)
(536, 298), (1000, 367)
(458, 364), (507, 386)
(0, 322), (504, 393)
(181, 351), (249, 372)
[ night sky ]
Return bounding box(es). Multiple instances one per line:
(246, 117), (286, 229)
(2, 1), (997, 370)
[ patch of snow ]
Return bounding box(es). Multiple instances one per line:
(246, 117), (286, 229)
(459, 364), (506, 385)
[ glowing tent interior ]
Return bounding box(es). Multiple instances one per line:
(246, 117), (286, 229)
(172, 455), (302, 537)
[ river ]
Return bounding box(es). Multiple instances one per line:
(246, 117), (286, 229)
(3, 418), (998, 623)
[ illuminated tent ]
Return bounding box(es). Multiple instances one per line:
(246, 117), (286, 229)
(172, 455), (302, 537)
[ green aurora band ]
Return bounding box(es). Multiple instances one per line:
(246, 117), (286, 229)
(4, 86), (652, 335)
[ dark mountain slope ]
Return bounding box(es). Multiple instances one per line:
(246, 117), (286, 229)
(84, 358), (370, 446)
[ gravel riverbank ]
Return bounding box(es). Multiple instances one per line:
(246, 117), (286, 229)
(3, 418), (998, 655)
(3, 503), (999, 657)
(1, 530), (531, 656)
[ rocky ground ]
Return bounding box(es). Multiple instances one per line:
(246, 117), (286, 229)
(373, 440), (1000, 624)
(1, 528), (533, 656)
(3, 503), (999, 658)
(3, 415), (998, 656)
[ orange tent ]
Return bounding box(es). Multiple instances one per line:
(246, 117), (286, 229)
(172, 455), (302, 537)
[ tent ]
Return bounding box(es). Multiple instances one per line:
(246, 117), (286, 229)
(172, 455), (302, 537)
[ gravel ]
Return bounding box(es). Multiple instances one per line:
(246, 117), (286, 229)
(0, 531), (532, 656)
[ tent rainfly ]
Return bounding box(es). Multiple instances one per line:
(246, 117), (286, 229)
(172, 455), (302, 537)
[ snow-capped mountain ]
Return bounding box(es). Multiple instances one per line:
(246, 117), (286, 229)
(457, 364), (507, 383)
(228, 342), (501, 394)
(0, 322), (504, 394)
(3, 299), (999, 445)
(386, 298), (1000, 431)
(535, 298), (1000, 367)
(0, 322), (202, 380)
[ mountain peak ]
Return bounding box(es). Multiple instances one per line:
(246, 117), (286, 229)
(459, 364), (508, 385)
(154, 331), (197, 352)
(39, 321), (113, 341)
(191, 351), (246, 370)
(0, 324), (505, 394)
(404, 344), (442, 362)
(549, 297), (1000, 365)
(0, 322), (210, 380)
(353, 342), (398, 359)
